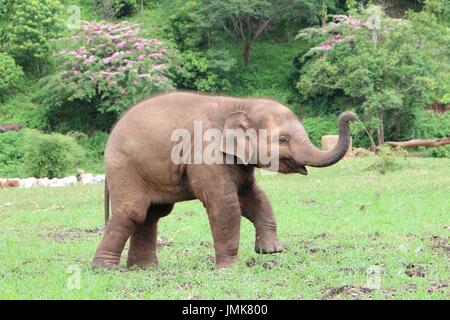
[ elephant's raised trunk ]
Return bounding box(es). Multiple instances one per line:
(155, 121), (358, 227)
(299, 111), (356, 168)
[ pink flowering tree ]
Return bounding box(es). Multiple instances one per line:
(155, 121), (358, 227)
(37, 22), (176, 131)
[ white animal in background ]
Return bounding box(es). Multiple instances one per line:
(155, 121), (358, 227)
(19, 177), (38, 188)
(52, 178), (74, 187)
(49, 178), (61, 187)
(3, 172), (105, 189)
(37, 178), (50, 187)
(62, 176), (78, 186)
(80, 173), (95, 185)
(93, 174), (105, 184)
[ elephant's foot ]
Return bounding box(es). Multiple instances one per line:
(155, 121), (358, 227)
(255, 235), (284, 254)
(126, 254), (158, 269)
(92, 257), (121, 270)
(215, 255), (238, 269)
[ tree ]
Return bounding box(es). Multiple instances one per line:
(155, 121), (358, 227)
(200, 0), (310, 67)
(0, 0), (64, 76)
(295, 5), (450, 146)
(167, 0), (212, 51)
(35, 22), (175, 132)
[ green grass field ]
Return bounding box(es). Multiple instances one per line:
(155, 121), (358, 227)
(0, 157), (448, 299)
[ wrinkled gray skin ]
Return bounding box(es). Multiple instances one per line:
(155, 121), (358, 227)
(92, 92), (355, 269)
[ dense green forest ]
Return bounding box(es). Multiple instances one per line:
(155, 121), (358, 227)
(1, 0), (449, 178)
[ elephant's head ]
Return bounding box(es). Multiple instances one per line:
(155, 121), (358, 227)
(220, 99), (356, 175)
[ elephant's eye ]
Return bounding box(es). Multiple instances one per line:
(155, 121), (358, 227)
(279, 136), (290, 144)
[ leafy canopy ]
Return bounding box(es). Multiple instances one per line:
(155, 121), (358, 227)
(296, 5), (450, 143)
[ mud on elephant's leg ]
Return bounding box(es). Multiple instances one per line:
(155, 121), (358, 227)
(126, 204), (174, 269)
(240, 184), (283, 254)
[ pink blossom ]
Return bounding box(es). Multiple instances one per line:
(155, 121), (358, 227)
(152, 64), (165, 71)
(148, 53), (163, 60)
(317, 43), (333, 51)
(331, 35), (344, 43)
(348, 18), (361, 29)
(84, 55), (96, 64)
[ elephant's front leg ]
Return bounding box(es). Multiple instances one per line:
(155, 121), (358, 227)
(240, 183), (283, 254)
(205, 191), (242, 268)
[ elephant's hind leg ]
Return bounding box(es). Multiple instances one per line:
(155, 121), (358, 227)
(92, 190), (150, 269)
(239, 183), (283, 254)
(127, 204), (174, 269)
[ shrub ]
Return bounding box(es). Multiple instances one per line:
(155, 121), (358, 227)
(68, 131), (109, 172)
(172, 50), (231, 92)
(36, 22), (175, 132)
(422, 145), (450, 158)
(0, 130), (27, 177)
(0, 53), (23, 100)
(301, 115), (339, 147)
(412, 110), (450, 158)
(22, 131), (85, 178)
(0, 0), (64, 75)
(367, 145), (409, 174)
(167, 0), (210, 51)
(412, 110), (450, 139)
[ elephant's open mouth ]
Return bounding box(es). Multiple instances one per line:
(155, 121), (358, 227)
(282, 158), (308, 175)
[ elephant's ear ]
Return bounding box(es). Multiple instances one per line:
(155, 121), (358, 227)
(219, 111), (255, 165)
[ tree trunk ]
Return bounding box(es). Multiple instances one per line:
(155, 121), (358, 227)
(386, 137), (450, 148)
(242, 44), (251, 68)
(321, 15), (327, 28)
(141, 0), (144, 26)
(377, 110), (384, 145)
(394, 115), (401, 141)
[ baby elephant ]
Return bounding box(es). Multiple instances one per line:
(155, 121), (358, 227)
(93, 92), (355, 269)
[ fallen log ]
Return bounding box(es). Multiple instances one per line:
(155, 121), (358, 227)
(386, 137), (450, 148)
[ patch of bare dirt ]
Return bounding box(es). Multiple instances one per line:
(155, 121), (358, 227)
(157, 236), (174, 248)
(314, 232), (332, 239)
(198, 240), (211, 248)
(298, 198), (317, 205)
(367, 231), (380, 240)
(262, 259), (278, 270)
(322, 285), (373, 300)
(46, 226), (103, 243)
(339, 267), (357, 275)
(405, 263), (426, 277)
(427, 280), (449, 294)
(322, 284), (398, 300)
(245, 257), (256, 268)
(430, 235), (450, 257)
(308, 247), (322, 254)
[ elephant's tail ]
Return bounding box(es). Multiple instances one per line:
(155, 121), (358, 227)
(104, 177), (110, 226)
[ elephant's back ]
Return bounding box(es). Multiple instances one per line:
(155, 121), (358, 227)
(103, 92), (228, 199)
